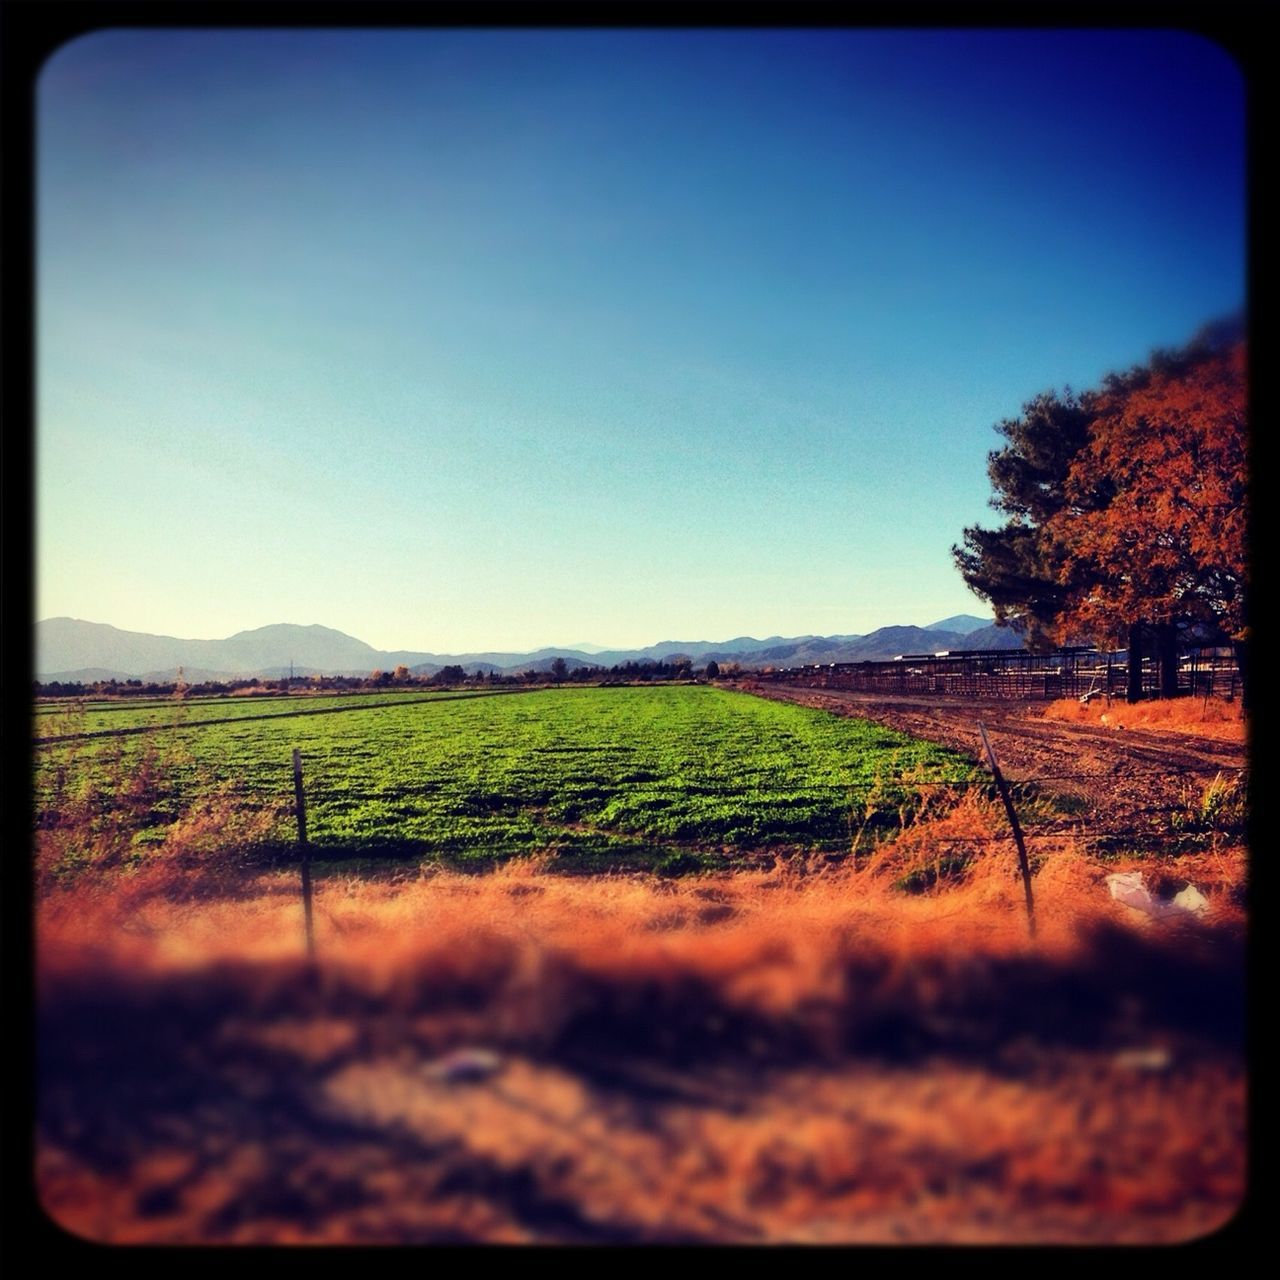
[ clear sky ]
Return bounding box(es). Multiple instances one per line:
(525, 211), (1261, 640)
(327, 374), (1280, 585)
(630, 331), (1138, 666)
(36, 28), (1245, 653)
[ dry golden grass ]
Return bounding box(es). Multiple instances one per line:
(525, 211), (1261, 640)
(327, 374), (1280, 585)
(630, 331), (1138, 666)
(37, 781), (1246, 1011)
(38, 833), (1247, 1109)
(35, 789), (1248, 1245)
(30, 823), (1165, 978)
(1041, 695), (1246, 741)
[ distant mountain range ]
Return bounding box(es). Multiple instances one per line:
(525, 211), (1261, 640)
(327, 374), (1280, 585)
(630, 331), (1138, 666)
(35, 615), (1021, 682)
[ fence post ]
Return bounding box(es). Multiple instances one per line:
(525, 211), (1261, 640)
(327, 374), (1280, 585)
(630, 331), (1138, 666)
(977, 723), (1036, 939)
(1126, 623), (1144, 703)
(293, 747), (315, 960)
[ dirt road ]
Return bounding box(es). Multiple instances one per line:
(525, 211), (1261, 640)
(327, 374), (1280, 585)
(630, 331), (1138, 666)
(749, 684), (1248, 842)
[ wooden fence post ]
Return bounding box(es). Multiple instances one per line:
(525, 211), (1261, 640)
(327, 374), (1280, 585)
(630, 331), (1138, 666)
(1126, 623), (1144, 704)
(977, 723), (1036, 939)
(293, 747), (315, 960)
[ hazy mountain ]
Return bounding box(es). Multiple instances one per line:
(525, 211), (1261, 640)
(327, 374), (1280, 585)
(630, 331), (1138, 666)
(38, 618), (201, 676)
(407, 647), (606, 676)
(643, 637), (815, 661)
(955, 623), (1026, 651)
(925, 613), (993, 635)
(749, 626), (964, 665)
(39, 667), (136, 684)
(36, 616), (1025, 681)
(37, 618), (429, 681)
(692, 623), (1019, 667)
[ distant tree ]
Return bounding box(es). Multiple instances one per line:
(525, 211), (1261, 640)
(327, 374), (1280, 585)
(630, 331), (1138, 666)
(704, 660), (720, 679)
(550, 657), (568, 684)
(393, 664), (411, 682)
(436, 664), (466, 685)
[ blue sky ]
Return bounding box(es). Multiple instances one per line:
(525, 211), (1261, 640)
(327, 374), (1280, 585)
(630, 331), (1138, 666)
(37, 28), (1245, 652)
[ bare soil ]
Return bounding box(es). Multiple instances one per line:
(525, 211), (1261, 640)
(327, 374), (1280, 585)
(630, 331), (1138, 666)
(750, 685), (1248, 842)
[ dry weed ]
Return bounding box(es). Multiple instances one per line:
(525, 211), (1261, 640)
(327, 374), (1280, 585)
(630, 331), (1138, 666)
(1041, 695), (1245, 741)
(35, 802), (1246, 1245)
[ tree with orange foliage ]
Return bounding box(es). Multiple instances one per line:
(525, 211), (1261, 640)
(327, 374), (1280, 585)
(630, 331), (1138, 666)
(957, 318), (1247, 702)
(1046, 336), (1247, 699)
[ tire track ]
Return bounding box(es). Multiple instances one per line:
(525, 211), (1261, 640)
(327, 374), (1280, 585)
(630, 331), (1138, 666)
(750, 684), (1247, 837)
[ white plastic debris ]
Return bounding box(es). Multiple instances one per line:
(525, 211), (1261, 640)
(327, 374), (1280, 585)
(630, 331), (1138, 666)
(1106, 872), (1210, 920)
(1169, 883), (1210, 916)
(1107, 871), (1158, 913)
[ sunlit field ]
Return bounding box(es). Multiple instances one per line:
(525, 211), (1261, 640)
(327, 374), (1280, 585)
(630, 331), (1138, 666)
(34, 685), (1246, 1244)
(35, 685), (980, 877)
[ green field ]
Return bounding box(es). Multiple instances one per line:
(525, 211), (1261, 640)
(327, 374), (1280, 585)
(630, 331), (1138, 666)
(33, 688), (495, 738)
(35, 685), (980, 873)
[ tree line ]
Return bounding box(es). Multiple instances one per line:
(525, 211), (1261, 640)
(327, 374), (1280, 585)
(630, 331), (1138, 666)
(954, 317), (1247, 704)
(34, 658), (737, 699)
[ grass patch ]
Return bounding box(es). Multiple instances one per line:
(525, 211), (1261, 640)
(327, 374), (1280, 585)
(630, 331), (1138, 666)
(35, 685), (979, 877)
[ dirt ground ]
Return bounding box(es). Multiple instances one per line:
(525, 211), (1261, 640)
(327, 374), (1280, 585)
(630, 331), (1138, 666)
(750, 685), (1248, 843)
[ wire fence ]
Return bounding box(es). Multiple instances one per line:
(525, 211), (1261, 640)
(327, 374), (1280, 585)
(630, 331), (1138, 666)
(30, 687), (532, 746)
(863, 763), (1248, 854)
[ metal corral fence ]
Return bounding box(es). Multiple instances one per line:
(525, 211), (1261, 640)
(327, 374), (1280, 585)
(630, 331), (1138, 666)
(758, 645), (1240, 701)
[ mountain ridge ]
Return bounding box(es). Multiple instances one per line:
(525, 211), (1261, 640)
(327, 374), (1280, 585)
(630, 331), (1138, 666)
(36, 615), (1019, 681)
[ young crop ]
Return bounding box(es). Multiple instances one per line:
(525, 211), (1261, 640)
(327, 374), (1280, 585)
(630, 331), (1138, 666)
(36, 685), (981, 876)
